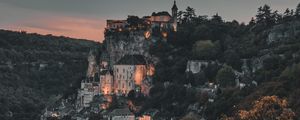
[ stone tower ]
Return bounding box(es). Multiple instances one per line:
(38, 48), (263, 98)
(172, 0), (178, 31)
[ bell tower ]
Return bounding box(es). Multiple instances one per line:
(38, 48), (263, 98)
(171, 0), (178, 31)
(172, 0), (178, 18)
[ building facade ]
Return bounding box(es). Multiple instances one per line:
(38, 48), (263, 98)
(100, 70), (114, 95)
(112, 55), (147, 95)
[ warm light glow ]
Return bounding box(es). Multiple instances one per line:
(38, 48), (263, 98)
(134, 66), (146, 85)
(144, 31), (151, 39)
(147, 64), (155, 76)
(118, 28), (122, 32)
(162, 31), (168, 38)
(139, 115), (151, 120)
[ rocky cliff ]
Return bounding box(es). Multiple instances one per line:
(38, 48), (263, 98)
(103, 31), (155, 66)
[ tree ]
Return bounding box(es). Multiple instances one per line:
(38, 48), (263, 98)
(223, 49), (242, 71)
(283, 8), (294, 22)
(183, 6), (196, 24)
(177, 11), (184, 24)
(248, 17), (255, 27)
(211, 13), (223, 24)
(192, 40), (218, 60)
(254, 4), (278, 32)
(127, 16), (141, 27)
(280, 63), (300, 80)
(295, 2), (300, 17)
(216, 65), (236, 88)
(237, 96), (295, 120)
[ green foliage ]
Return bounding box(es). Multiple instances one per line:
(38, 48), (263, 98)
(296, 3), (300, 17)
(216, 65), (236, 88)
(192, 40), (219, 60)
(0, 30), (99, 119)
(280, 63), (300, 81)
(223, 49), (242, 71)
(182, 7), (196, 24)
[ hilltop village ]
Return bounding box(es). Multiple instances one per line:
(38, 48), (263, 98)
(75, 1), (179, 119)
(41, 1), (180, 120)
(38, 1), (300, 120)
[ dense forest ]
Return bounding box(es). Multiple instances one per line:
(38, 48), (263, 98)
(135, 3), (300, 120)
(0, 30), (100, 120)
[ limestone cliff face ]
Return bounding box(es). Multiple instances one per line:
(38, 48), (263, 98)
(104, 31), (153, 66)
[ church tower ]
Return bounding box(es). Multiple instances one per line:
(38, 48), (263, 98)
(172, 0), (178, 31)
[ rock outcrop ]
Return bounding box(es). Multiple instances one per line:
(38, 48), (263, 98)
(104, 31), (153, 66)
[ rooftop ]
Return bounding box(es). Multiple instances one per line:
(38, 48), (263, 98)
(100, 70), (113, 75)
(115, 54), (146, 65)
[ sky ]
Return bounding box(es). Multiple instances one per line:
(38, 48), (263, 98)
(0, 0), (299, 42)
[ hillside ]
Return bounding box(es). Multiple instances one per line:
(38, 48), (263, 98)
(0, 30), (100, 120)
(137, 4), (300, 119)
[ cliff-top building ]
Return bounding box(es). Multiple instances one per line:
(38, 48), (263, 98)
(106, 0), (178, 32)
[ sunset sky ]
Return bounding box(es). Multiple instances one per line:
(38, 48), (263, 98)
(0, 0), (299, 42)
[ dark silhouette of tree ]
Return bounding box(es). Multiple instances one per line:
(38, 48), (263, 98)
(248, 17), (256, 27)
(223, 49), (242, 71)
(177, 11), (184, 24)
(216, 65), (236, 88)
(127, 16), (142, 27)
(295, 2), (300, 17)
(211, 13), (223, 24)
(192, 40), (218, 60)
(282, 8), (294, 22)
(183, 6), (196, 24)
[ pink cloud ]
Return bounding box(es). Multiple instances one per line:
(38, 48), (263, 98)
(6, 16), (106, 42)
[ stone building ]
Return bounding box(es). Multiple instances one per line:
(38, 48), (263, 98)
(77, 78), (100, 109)
(113, 55), (147, 95)
(99, 70), (114, 95)
(105, 0), (178, 32)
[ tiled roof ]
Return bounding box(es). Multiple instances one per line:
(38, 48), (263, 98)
(115, 54), (146, 65)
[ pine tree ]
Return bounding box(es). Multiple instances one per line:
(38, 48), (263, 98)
(254, 4), (278, 32)
(248, 17), (256, 26)
(211, 13), (223, 23)
(283, 8), (294, 22)
(296, 2), (300, 17)
(284, 8), (291, 17)
(183, 6), (196, 24)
